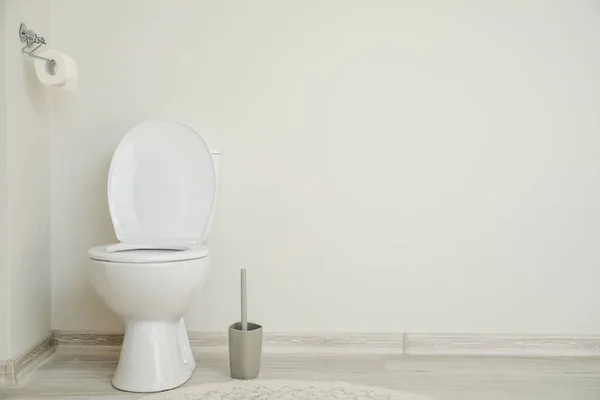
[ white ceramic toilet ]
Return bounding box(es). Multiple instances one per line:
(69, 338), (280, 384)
(87, 119), (221, 393)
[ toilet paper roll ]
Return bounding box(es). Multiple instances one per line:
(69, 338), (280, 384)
(34, 49), (78, 91)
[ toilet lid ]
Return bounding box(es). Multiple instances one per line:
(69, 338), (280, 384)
(108, 119), (216, 244)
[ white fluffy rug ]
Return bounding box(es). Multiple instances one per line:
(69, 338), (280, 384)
(140, 379), (433, 400)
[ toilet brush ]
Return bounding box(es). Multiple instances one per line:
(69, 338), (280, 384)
(241, 268), (247, 331)
(228, 268), (263, 379)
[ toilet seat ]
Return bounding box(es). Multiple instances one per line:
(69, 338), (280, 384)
(88, 243), (210, 263)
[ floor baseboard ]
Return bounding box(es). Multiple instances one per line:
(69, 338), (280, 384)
(54, 330), (600, 357)
(404, 333), (600, 356)
(2, 331), (56, 386)
(0, 361), (6, 386)
(54, 331), (405, 354)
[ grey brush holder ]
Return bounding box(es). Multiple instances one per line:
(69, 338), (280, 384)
(228, 322), (263, 379)
(228, 268), (262, 379)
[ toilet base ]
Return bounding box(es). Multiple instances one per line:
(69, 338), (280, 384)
(112, 319), (196, 393)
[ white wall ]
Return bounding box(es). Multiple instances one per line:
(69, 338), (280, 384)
(0, 0), (9, 360)
(4, 0), (51, 357)
(50, 0), (600, 334)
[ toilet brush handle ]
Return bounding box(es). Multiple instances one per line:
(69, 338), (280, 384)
(241, 269), (248, 331)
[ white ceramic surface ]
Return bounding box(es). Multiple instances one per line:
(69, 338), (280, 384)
(88, 256), (211, 392)
(88, 243), (210, 263)
(108, 119), (216, 245)
(87, 120), (220, 392)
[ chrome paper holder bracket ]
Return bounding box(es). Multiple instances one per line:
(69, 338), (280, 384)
(19, 22), (55, 64)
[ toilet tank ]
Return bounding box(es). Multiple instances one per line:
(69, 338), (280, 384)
(203, 150), (222, 243)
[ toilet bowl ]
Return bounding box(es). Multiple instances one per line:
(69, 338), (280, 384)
(87, 119), (221, 393)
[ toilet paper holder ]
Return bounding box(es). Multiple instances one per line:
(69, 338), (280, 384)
(19, 23), (56, 66)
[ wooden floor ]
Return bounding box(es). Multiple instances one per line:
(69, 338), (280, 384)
(2, 346), (600, 399)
